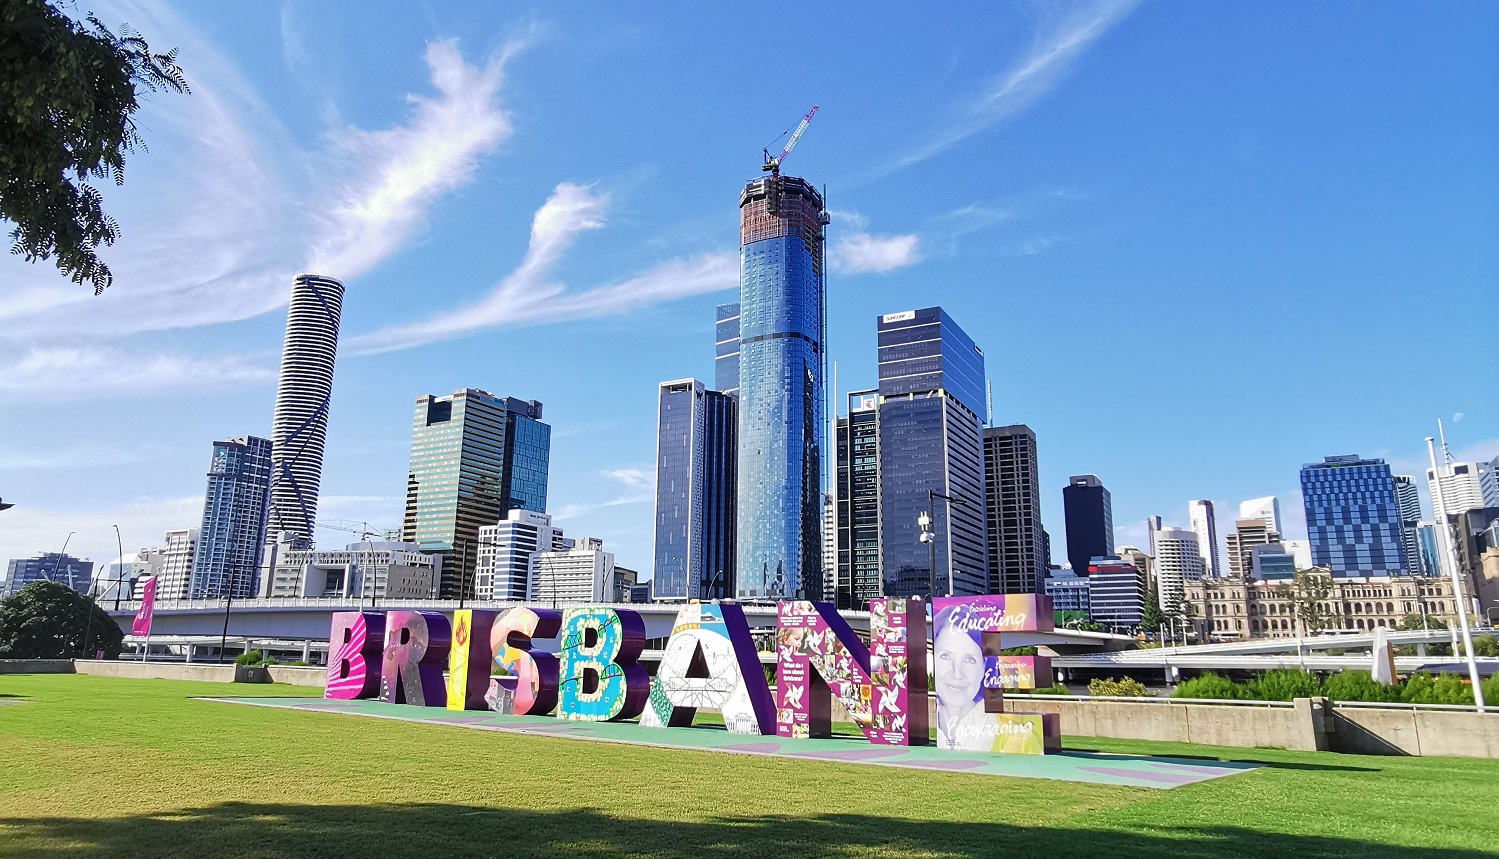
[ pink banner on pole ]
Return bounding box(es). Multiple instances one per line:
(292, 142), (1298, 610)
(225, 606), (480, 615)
(131, 575), (157, 637)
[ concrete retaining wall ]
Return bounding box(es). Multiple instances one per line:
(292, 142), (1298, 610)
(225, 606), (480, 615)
(0, 659), (74, 674)
(1011, 697), (1323, 751)
(74, 660), (238, 683)
(267, 666), (326, 687)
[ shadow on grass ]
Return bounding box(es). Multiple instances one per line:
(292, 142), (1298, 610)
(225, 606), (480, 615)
(0, 802), (1478, 859)
(1058, 747), (1380, 773)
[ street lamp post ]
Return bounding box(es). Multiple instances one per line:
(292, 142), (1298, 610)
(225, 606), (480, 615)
(218, 560), (238, 664)
(918, 490), (969, 599)
(51, 531), (76, 586)
(112, 524), (126, 611)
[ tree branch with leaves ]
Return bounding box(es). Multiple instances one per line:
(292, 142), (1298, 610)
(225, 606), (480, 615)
(1274, 569), (1336, 636)
(1, 0), (188, 293)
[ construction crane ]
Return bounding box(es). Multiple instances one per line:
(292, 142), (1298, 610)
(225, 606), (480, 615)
(762, 105), (819, 176)
(320, 519), (388, 545)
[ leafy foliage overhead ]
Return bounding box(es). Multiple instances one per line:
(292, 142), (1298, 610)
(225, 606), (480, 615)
(0, 0), (188, 293)
(0, 580), (123, 659)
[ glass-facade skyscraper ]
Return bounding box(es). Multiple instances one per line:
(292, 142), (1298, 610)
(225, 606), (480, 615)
(715, 303), (740, 395)
(1300, 454), (1407, 577)
(652, 379), (737, 600)
(191, 435), (272, 599)
(877, 307), (988, 598)
(734, 175), (827, 601)
(401, 389), (550, 599)
(1063, 475), (1114, 575)
(983, 423), (1045, 594)
(834, 390), (882, 609)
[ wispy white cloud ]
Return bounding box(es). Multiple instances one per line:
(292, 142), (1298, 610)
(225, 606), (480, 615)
(308, 38), (523, 279)
(831, 232), (921, 274)
(0, 346), (273, 400)
(0, 496), (205, 576)
(0, 10), (526, 397)
(550, 468), (654, 524)
(346, 183), (736, 355)
(884, 0), (1138, 174)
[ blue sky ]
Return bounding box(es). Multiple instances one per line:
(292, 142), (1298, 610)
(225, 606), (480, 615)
(1, 0), (1495, 576)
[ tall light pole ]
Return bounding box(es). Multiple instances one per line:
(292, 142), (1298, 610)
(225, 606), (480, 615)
(112, 524), (126, 610)
(51, 531), (76, 587)
(1426, 434), (1485, 712)
(918, 490), (969, 598)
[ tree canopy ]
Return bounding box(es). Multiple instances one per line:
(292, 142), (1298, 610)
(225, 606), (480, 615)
(0, 580), (123, 659)
(0, 0), (187, 293)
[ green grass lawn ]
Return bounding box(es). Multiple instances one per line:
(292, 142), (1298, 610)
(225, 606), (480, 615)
(1, 674), (1495, 858)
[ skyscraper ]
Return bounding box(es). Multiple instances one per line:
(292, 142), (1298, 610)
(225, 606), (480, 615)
(877, 308), (988, 598)
(474, 509), (570, 601)
(401, 389), (551, 598)
(1064, 475), (1114, 574)
(983, 424), (1045, 594)
(1301, 454), (1407, 577)
(1239, 496), (1282, 536)
(1425, 457), (1499, 515)
(157, 528), (198, 600)
(192, 436), (273, 599)
(834, 390), (881, 609)
(734, 174), (827, 601)
(1226, 519), (1280, 579)
(2, 554), (92, 597)
(1187, 500), (1221, 578)
(652, 379), (737, 601)
(715, 303), (740, 395)
(1151, 527), (1203, 614)
(1393, 475), (1424, 578)
(267, 274), (344, 547)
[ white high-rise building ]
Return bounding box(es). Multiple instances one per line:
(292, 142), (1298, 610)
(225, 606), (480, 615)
(1151, 527), (1203, 615)
(265, 542), (440, 600)
(1145, 515), (1163, 554)
(1187, 500), (1221, 578)
(1239, 496), (1281, 536)
(94, 547), (166, 603)
(267, 274), (345, 548)
(1281, 539), (1313, 571)
(531, 537), (616, 605)
(156, 528), (199, 600)
(475, 510), (571, 601)
(1426, 458), (1499, 515)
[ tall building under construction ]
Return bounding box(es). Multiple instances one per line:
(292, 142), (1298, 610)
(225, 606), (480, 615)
(734, 173), (829, 601)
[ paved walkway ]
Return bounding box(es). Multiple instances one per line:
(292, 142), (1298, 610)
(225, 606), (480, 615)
(213, 697), (1258, 790)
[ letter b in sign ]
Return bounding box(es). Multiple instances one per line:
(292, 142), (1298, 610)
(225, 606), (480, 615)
(557, 608), (649, 721)
(325, 611), (384, 700)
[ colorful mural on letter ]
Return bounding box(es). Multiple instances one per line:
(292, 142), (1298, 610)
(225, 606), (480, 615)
(775, 599), (924, 746)
(325, 611), (385, 700)
(557, 608), (649, 722)
(932, 594), (1061, 755)
(379, 610), (452, 708)
(446, 609), (497, 711)
(640, 602), (775, 734)
(485, 607), (562, 716)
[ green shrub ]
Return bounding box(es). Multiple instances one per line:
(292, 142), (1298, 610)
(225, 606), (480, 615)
(1471, 635), (1499, 658)
(1172, 673), (1243, 700)
(1026, 683), (1071, 695)
(1321, 670), (1401, 703)
(1402, 673), (1474, 706)
(1088, 677), (1149, 697)
(1484, 674), (1499, 705)
(1243, 668), (1323, 702)
(234, 649), (263, 666)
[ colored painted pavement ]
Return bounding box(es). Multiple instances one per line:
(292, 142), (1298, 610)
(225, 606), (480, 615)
(211, 696), (1257, 790)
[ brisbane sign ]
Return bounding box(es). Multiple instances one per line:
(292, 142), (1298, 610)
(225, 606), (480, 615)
(325, 593), (1061, 755)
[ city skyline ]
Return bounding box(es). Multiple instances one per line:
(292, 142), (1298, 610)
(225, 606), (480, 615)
(1, 2), (1495, 578)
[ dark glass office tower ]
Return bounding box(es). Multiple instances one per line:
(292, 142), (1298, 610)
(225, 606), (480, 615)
(877, 307), (988, 598)
(1301, 454), (1406, 577)
(735, 175), (827, 601)
(192, 436), (273, 599)
(401, 389), (551, 598)
(834, 390), (882, 609)
(983, 424), (1045, 594)
(652, 379), (737, 600)
(1063, 474), (1114, 574)
(715, 303), (740, 396)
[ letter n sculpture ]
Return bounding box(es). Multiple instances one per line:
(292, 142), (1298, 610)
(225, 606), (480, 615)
(775, 598), (928, 745)
(932, 594), (1061, 755)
